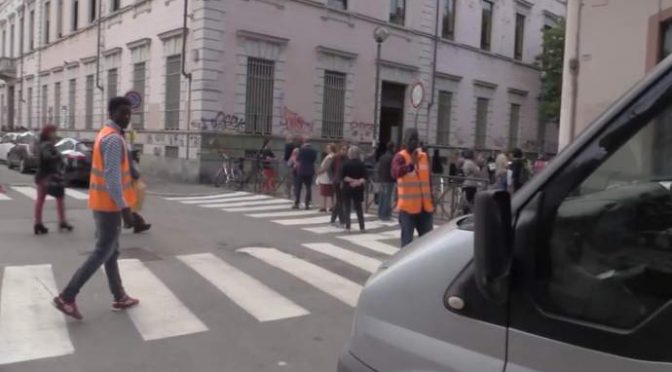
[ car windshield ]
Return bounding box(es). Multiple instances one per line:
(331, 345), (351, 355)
(17, 134), (35, 144)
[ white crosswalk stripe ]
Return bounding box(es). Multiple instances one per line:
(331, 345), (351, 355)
(178, 253), (309, 322)
(302, 243), (382, 273)
(246, 210), (320, 218)
(3, 186), (90, 201)
(272, 214), (374, 226)
(0, 265), (74, 365)
(203, 199), (292, 209)
(64, 188), (89, 200)
(117, 259), (209, 341)
(10, 186), (53, 200)
(302, 220), (398, 234)
(238, 247), (362, 307)
(222, 204), (294, 212)
(164, 192), (250, 201)
(0, 192), (11, 200)
(338, 233), (400, 255)
(181, 194), (271, 205)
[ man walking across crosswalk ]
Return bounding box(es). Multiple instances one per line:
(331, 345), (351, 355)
(52, 97), (140, 320)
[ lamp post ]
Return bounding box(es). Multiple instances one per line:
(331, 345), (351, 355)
(372, 26), (389, 147)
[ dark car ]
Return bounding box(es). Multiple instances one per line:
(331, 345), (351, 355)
(7, 132), (38, 173)
(55, 138), (93, 185)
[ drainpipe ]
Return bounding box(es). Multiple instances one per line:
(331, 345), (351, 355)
(19, 0), (26, 129)
(95, 0), (103, 117)
(425, 0), (440, 144)
(182, 0), (192, 160)
(36, 0), (42, 128)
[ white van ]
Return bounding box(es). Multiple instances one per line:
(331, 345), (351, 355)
(338, 57), (672, 371)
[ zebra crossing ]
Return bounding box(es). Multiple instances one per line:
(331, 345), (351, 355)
(0, 237), (390, 366)
(0, 186), (90, 202)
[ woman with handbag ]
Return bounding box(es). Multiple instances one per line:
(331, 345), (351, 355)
(34, 125), (72, 235)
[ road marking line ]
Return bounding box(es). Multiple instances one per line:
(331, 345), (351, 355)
(181, 194), (270, 204)
(247, 210), (320, 218)
(222, 204), (293, 212)
(164, 192), (250, 201)
(117, 259), (209, 341)
(11, 186), (52, 200)
(238, 247), (362, 307)
(0, 265), (74, 365)
(303, 220), (398, 234)
(338, 233), (400, 255)
(272, 214), (374, 226)
(177, 253), (309, 322)
(64, 188), (89, 200)
(0, 193), (10, 200)
(202, 199), (291, 208)
(302, 243), (382, 273)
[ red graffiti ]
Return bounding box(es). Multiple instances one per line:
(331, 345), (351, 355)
(280, 107), (314, 137)
(349, 121), (374, 141)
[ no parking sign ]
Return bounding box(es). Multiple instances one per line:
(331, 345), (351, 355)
(125, 91), (142, 111)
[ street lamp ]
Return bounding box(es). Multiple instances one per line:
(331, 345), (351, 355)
(372, 26), (389, 146)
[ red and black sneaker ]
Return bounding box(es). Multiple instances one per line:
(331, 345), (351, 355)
(112, 295), (140, 311)
(52, 296), (83, 320)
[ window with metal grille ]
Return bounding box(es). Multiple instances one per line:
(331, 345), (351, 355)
(2, 30), (5, 56)
(509, 103), (520, 148)
(111, 0), (120, 12)
(245, 57), (274, 135)
(475, 97), (489, 148)
(321, 71), (346, 139)
(107, 68), (117, 101)
(44, 2), (50, 44)
(327, 0), (346, 9)
(57, 0), (63, 37)
(165, 55), (181, 130)
(54, 82), (61, 126)
(41, 84), (47, 125)
(389, 0), (405, 26)
(436, 91), (452, 145)
(29, 10), (34, 51)
(27, 87), (32, 127)
(132, 62), (145, 129)
(480, 0), (493, 51)
(85, 75), (94, 129)
(68, 79), (76, 128)
(442, 0), (456, 40)
(72, 0), (78, 31)
(165, 145), (178, 158)
(90, 0), (97, 23)
(514, 13), (525, 60)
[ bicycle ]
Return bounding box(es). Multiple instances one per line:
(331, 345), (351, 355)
(213, 154), (243, 188)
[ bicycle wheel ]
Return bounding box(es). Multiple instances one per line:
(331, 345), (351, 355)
(213, 169), (226, 188)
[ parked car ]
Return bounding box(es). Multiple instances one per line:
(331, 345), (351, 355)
(55, 137), (93, 185)
(7, 132), (37, 173)
(0, 132), (19, 163)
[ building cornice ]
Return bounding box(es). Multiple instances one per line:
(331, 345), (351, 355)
(158, 27), (184, 41)
(102, 47), (122, 57)
(126, 37), (151, 49)
(51, 66), (64, 73)
(236, 29), (289, 45)
(80, 56), (97, 64)
(379, 59), (418, 72)
(65, 61), (79, 69)
(508, 87), (529, 96)
(473, 79), (498, 90)
(38, 70), (50, 77)
(436, 72), (462, 82)
(315, 45), (357, 60)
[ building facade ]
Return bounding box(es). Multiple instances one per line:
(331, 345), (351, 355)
(0, 0), (565, 181)
(559, 0), (672, 149)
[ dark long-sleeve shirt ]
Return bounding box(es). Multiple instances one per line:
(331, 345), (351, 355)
(377, 152), (395, 183)
(297, 144), (317, 176)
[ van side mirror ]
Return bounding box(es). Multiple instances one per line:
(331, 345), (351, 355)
(474, 190), (513, 303)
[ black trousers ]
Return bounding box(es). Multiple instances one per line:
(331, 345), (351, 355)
(342, 192), (365, 230)
(331, 183), (345, 224)
(294, 174), (313, 207)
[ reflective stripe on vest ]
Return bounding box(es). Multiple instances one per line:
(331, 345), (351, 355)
(396, 150), (434, 214)
(88, 125), (138, 212)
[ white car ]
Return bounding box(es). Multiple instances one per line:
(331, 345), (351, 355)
(0, 133), (19, 163)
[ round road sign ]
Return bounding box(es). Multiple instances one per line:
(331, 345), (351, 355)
(125, 91), (142, 110)
(410, 81), (425, 109)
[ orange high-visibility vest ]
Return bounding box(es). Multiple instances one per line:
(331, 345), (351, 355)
(88, 125), (137, 212)
(396, 149), (434, 214)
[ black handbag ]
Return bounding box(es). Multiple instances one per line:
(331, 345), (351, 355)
(46, 176), (65, 198)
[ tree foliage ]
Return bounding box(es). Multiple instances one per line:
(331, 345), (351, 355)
(537, 20), (565, 124)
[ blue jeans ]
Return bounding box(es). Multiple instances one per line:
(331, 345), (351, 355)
(399, 211), (433, 247)
(62, 211), (126, 302)
(378, 182), (394, 220)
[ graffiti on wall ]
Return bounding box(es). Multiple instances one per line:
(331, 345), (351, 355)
(195, 112), (246, 132)
(349, 121), (374, 142)
(280, 107), (314, 138)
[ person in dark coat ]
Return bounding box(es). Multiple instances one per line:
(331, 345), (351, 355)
(341, 146), (368, 232)
(34, 125), (72, 235)
(376, 142), (396, 220)
(330, 144), (348, 227)
(293, 140), (317, 209)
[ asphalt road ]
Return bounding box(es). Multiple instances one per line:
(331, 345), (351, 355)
(0, 164), (408, 372)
